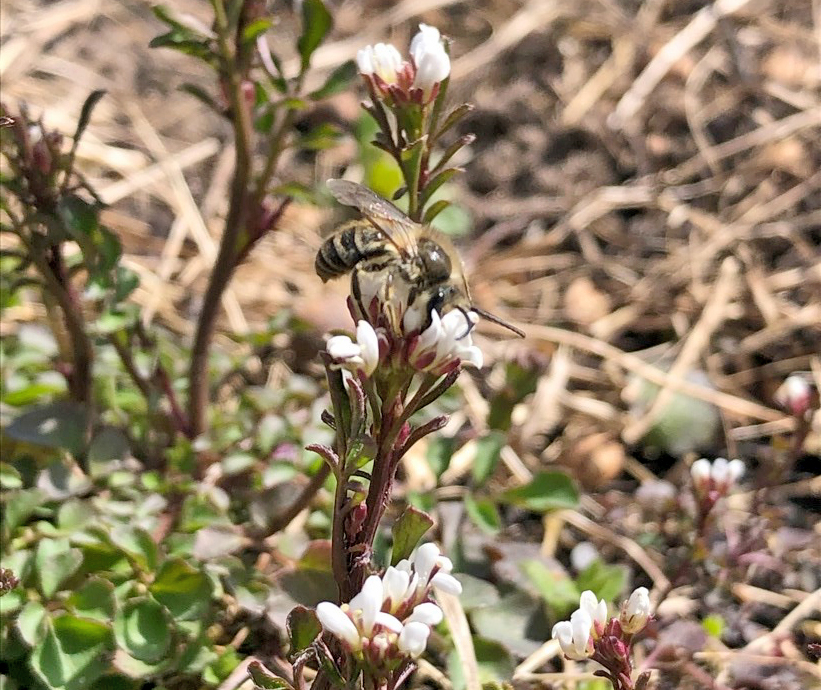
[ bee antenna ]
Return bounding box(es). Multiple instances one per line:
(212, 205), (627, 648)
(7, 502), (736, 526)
(472, 307), (526, 338)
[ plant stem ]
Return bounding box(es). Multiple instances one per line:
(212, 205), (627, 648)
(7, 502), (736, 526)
(187, 0), (254, 439)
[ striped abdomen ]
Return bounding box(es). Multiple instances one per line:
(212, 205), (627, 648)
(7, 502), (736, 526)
(315, 223), (395, 281)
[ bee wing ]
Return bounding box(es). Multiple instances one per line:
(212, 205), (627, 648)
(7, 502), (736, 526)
(327, 179), (419, 257)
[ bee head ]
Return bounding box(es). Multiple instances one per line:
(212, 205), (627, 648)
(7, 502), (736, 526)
(418, 239), (452, 283)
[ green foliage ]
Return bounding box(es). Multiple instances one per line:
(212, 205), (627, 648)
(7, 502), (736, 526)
(391, 505), (434, 564)
(500, 471), (579, 513)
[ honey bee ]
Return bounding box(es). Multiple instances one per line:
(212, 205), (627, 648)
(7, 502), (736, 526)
(316, 179), (524, 337)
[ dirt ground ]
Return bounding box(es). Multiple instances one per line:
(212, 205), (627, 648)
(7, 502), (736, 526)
(2, 0), (820, 687)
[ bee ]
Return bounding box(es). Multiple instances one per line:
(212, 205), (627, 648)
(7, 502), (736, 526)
(316, 179), (524, 338)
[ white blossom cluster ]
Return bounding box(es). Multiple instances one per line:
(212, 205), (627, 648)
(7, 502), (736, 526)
(356, 24), (450, 100)
(326, 311), (483, 378)
(551, 588), (651, 660)
(316, 543), (461, 667)
(690, 457), (745, 498)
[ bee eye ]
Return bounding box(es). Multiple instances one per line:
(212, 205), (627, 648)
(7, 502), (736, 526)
(420, 241), (451, 280)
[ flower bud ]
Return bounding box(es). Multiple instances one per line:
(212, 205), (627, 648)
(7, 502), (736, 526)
(619, 587), (651, 634)
(774, 374), (814, 419)
(357, 42), (404, 84)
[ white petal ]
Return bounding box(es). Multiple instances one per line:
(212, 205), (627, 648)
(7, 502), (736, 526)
(382, 566), (411, 607)
(371, 42), (402, 83)
(397, 621), (430, 657)
(569, 609), (593, 657)
(711, 457), (729, 484)
(413, 44), (450, 92)
(727, 459), (745, 483)
(436, 555), (454, 573)
(356, 320), (380, 375)
(356, 46), (375, 75)
(690, 458), (711, 485)
(350, 575), (383, 635)
(430, 572), (462, 596)
(408, 602), (443, 626)
(412, 543), (441, 583)
(316, 602), (360, 649)
(457, 344), (483, 369)
(326, 335), (361, 361)
(374, 611), (404, 633)
(395, 559), (412, 573)
(410, 24), (442, 64)
(416, 310), (443, 353)
(552, 620), (588, 661)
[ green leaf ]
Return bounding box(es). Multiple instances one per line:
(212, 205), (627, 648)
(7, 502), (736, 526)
(241, 18), (273, 43)
(0, 489), (46, 534)
(472, 431), (505, 486)
(249, 660), (294, 688)
(68, 577), (115, 621)
(179, 83), (221, 113)
(0, 463), (22, 489)
(470, 591), (547, 657)
(114, 598), (172, 664)
(422, 198), (452, 225)
(426, 436), (455, 477)
(308, 60), (357, 100)
(499, 471), (579, 513)
(72, 90), (106, 151)
(2, 382), (64, 407)
(87, 427), (130, 475)
(299, 122), (343, 150)
(434, 103), (473, 141)
(149, 558), (212, 621)
(297, 540), (333, 572)
(464, 494), (501, 535)
(30, 615), (114, 690)
(391, 506), (434, 565)
(107, 525), (158, 572)
(286, 606), (321, 656)
(297, 0), (332, 73)
(520, 560), (579, 619)
(36, 539), (83, 599)
(575, 560), (626, 604)
(456, 574), (500, 612)
(420, 167), (460, 209)
(4, 401), (88, 457)
(57, 500), (95, 532)
(17, 600), (47, 647)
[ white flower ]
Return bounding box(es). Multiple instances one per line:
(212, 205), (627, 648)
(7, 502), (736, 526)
(692, 457), (744, 496)
(552, 609), (594, 660)
(578, 590), (608, 632)
(325, 320), (380, 376)
(316, 601), (361, 650)
(409, 24), (442, 63)
(620, 587), (651, 634)
(407, 602), (443, 626)
(348, 575), (384, 635)
(356, 42), (404, 83)
(397, 620), (430, 657)
(410, 309), (483, 373)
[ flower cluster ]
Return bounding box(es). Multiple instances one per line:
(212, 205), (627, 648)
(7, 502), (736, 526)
(326, 308), (482, 379)
(552, 589), (652, 690)
(316, 544), (461, 676)
(356, 24), (450, 104)
(690, 457), (745, 501)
